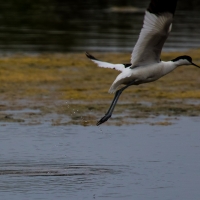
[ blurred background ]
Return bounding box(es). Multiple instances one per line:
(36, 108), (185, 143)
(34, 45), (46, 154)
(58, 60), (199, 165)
(0, 0), (200, 54)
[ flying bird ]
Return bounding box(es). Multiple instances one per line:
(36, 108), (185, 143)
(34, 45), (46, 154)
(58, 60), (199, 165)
(86, 0), (200, 126)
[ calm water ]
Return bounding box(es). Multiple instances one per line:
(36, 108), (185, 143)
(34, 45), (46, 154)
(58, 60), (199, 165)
(1, 117), (200, 200)
(0, 0), (200, 53)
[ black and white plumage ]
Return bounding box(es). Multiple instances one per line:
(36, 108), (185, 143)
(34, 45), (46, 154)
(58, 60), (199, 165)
(86, 0), (200, 126)
(85, 52), (131, 72)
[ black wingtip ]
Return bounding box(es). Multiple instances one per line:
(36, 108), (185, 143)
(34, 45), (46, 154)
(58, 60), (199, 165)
(147, 0), (178, 16)
(85, 52), (99, 61)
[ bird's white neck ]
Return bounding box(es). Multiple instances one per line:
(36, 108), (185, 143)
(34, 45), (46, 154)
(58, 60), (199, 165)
(172, 59), (192, 66)
(162, 58), (193, 76)
(161, 61), (177, 76)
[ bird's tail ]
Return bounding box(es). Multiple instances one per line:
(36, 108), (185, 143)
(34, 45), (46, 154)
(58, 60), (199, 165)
(109, 84), (118, 94)
(108, 80), (123, 94)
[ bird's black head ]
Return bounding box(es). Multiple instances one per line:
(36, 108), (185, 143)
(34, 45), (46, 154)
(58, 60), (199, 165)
(172, 55), (200, 68)
(172, 55), (192, 62)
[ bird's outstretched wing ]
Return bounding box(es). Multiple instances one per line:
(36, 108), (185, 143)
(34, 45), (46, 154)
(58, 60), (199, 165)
(86, 52), (131, 72)
(131, 0), (178, 68)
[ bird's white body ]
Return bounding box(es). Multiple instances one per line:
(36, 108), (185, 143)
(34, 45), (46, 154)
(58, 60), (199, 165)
(109, 61), (177, 93)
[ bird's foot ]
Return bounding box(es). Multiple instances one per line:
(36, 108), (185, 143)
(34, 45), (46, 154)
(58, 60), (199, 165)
(96, 114), (111, 126)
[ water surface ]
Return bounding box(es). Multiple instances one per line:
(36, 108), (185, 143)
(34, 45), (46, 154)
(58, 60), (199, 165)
(1, 117), (200, 200)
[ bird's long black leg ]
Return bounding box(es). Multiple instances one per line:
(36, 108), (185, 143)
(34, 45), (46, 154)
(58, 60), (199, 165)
(96, 85), (129, 126)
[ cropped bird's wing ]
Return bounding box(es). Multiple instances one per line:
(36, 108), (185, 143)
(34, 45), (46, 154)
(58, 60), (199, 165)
(131, 0), (178, 68)
(86, 52), (131, 72)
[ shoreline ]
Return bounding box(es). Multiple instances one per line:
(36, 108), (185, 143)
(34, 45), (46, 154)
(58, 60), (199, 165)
(0, 49), (200, 125)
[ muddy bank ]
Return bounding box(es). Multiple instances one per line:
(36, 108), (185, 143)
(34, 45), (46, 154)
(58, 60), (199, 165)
(0, 49), (200, 125)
